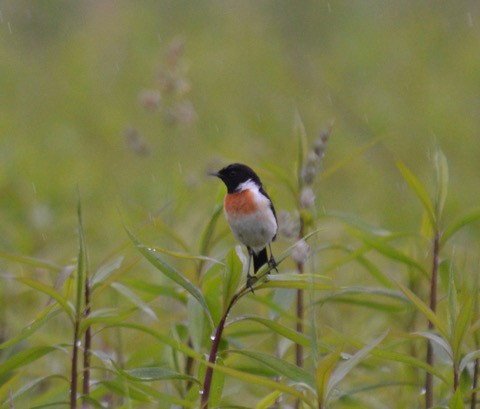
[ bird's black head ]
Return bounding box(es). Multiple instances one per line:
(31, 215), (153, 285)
(210, 163), (262, 193)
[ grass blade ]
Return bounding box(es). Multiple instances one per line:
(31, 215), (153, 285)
(396, 160), (435, 227)
(230, 315), (310, 347)
(316, 348), (342, 405)
(223, 248), (243, 312)
(16, 277), (74, 322)
(127, 229), (212, 325)
(327, 332), (387, 400)
(0, 346), (58, 379)
(0, 304), (61, 350)
(230, 349), (315, 388)
(394, 279), (448, 338)
(442, 207), (480, 246)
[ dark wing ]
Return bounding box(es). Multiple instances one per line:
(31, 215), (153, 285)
(260, 186), (278, 241)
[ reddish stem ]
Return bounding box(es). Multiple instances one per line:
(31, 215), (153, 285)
(425, 230), (440, 408)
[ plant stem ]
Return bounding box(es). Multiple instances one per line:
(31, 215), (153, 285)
(425, 230), (440, 409)
(70, 320), (80, 409)
(200, 292), (240, 409)
(295, 218), (305, 409)
(82, 278), (91, 402)
(471, 358), (479, 409)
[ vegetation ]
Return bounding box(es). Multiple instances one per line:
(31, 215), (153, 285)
(1, 2), (480, 408)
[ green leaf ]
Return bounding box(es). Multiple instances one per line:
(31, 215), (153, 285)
(127, 229), (212, 325)
(452, 296), (474, 362)
(459, 349), (480, 373)
(110, 282), (157, 320)
(204, 360), (310, 404)
(199, 204), (223, 256)
(0, 305), (61, 350)
(0, 346), (58, 378)
(316, 348), (342, 405)
(187, 296), (205, 352)
(448, 387), (463, 409)
(4, 374), (69, 404)
(231, 315), (310, 347)
(349, 228), (428, 277)
(150, 246), (223, 265)
(434, 148), (449, 221)
(442, 207), (480, 246)
(223, 248), (244, 311)
(396, 160), (436, 228)
(122, 278), (187, 304)
(326, 332), (387, 402)
(106, 322), (202, 361)
(16, 277), (74, 322)
(258, 274), (334, 291)
(76, 194), (88, 321)
(111, 360), (198, 383)
(255, 391), (282, 409)
(230, 349), (315, 388)
(413, 331), (453, 362)
(394, 279), (448, 338)
(0, 252), (62, 271)
(91, 256), (124, 288)
(208, 356), (225, 409)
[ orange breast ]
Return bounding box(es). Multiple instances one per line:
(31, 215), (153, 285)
(224, 189), (258, 214)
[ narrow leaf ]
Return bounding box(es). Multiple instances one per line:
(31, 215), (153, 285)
(91, 256), (124, 288)
(223, 248), (243, 311)
(231, 315), (310, 347)
(110, 282), (157, 320)
(0, 346), (57, 378)
(394, 279), (448, 338)
(207, 361), (309, 403)
(434, 148), (449, 221)
(106, 322), (202, 361)
(199, 204), (223, 256)
(327, 332), (387, 400)
(0, 252), (62, 271)
(127, 229), (212, 325)
(316, 348), (342, 404)
(16, 277), (74, 322)
(111, 360), (198, 383)
(452, 296), (474, 362)
(413, 331), (453, 362)
(448, 387), (463, 409)
(76, 195), (87, 320)
(396, 160), (436, 227)
(230, 349), (315, 388)
(0, 305), (61, 350)
(349, 228), (427, 277)
(442, 207), (480, 245)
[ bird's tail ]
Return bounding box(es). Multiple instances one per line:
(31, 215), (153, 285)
(253, 248), (268, 273)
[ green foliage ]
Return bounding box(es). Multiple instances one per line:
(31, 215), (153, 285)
(2, 2), (480, 408)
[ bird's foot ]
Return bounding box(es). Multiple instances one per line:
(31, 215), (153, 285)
(268, 256), (278, 273)
(246, 274), (256, 294)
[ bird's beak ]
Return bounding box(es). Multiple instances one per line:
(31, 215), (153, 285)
(208, 170), (220, 178)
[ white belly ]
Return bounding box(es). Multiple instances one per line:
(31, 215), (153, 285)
(225, 207), (277, 254)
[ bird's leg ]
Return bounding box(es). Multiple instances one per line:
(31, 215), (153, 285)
(246, 247), (255, 293)
(268, 243), (278, 273)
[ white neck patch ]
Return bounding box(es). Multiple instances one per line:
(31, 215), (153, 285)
(236, 179), (258, 192)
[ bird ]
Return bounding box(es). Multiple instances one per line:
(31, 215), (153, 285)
(210, 163), (278, 289)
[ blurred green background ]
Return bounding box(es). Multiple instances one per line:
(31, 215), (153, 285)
(1, 1), (479, 264)
(1, 1), (480, 406)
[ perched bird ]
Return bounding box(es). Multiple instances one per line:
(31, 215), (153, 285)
(210, 163), (278, 289)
